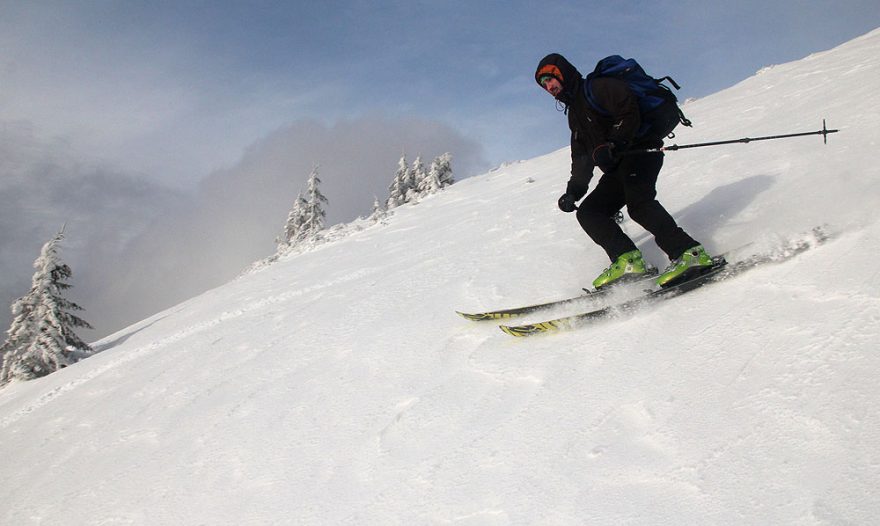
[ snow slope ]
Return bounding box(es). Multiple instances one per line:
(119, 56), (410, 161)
(2, 29), (879, 526)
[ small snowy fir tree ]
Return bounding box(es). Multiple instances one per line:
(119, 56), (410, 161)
(300, 164), (328, 240)
(420, 156), (445, 195)
(369, 195), (386, 221)
(415, 153), (454, 197)
(407, 155), (427, 201)
(276, 191), (308, 250)
(0, 228), (93, 385)
(433, 152), (454, 188)
(386, 154), (410, 210)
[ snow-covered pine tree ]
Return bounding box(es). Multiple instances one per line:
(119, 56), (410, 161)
(386, 154), (410, 209)
(370, 195), (385, 220)
(300, 164), (328, 239)
(433, 152), (454, 188)
(0, 227), (93, 385)
(406, 155), (425, 203)
(407, 155), (427, 201)
(276, 191), (307, 250)
(420, 156), (445, 195)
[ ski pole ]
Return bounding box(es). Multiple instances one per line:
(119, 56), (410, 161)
(628, 120), (839, 154)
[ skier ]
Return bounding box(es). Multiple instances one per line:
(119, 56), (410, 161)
(535, 53), (715, 289)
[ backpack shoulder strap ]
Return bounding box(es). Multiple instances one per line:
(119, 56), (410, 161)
(583, 78), (609, 116)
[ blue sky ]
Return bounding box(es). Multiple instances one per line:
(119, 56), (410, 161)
(4, 1), (878, 185)
(1, 1), (878, 338)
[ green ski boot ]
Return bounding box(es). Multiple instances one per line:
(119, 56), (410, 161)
(656, 245), (715, 288)
(592, 249), (648, 290)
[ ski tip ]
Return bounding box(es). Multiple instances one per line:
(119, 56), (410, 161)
(499, 324), (532, 337)
(499, 321), (560, 337)
(457, 310), (525, 321)
(456, 310), (488, 321)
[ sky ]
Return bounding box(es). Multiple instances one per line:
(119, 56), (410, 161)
(1, 0), (879, 338)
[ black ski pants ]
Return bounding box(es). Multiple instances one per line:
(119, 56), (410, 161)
(575, 151), (698, 262)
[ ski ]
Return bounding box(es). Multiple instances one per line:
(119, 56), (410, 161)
(455, 242), (758, 322)
(456, 270), (658, 321)
(499, 258), (728, 336)
(498, 229), (827, 337)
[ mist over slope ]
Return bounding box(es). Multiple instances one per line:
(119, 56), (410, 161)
(1, 29), (879, 525)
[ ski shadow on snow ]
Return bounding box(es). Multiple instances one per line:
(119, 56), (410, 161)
(632, 174), (776, 262)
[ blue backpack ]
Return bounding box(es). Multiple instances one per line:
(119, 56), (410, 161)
(585, 55), (693, 139)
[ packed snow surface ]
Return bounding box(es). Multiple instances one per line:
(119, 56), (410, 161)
(2, 29), (879, 525)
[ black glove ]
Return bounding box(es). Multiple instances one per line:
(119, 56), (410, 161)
(592, 142), (620, 171)
(557, 193), (577, 213)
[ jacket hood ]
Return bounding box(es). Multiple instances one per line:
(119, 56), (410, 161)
(535, 53), (583, 104)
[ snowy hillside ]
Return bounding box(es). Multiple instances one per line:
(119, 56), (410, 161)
(2, 29), (879, 525)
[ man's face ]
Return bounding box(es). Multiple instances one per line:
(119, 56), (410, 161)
(541, 76), (562, 97)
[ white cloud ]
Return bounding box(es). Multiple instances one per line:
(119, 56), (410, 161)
(0, 114), (484, 339)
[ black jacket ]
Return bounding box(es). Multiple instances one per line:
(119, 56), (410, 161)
(536, 53), (652, 200)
